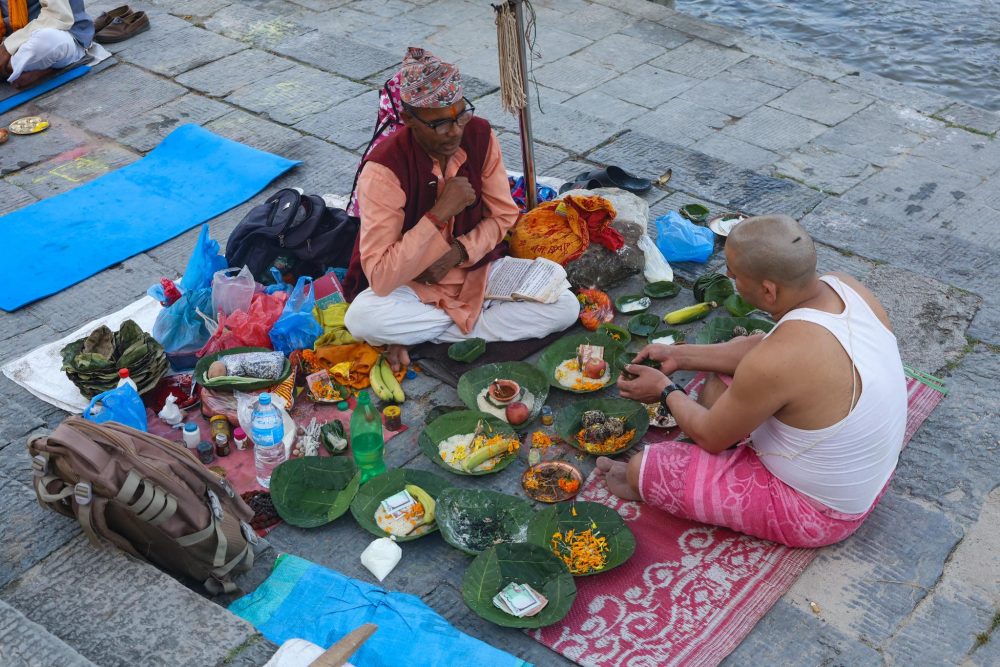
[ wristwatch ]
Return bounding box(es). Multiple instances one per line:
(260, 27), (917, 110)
(659, 382), (687, 415)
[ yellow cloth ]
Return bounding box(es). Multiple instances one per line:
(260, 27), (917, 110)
(313, 303), (356, 348)
(311, 343), (406, 390)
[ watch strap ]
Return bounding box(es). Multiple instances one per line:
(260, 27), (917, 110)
(660, 382), (686, 414)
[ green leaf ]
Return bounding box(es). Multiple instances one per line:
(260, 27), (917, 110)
(448, 337), (486, 363)
(692, 272), (731, 302)
(553, 398), (648, 456)
(82, 325), (114, 358)
(461, 542), (577, 628)
(526, 501), (636, 576)
(694, 316), (775, 344)
(456, 362), (550, 432)
(596, 323), (631, 346)
(194, 346), (292, 391)
(723, 293), (757, 317)
(113, 320), (145, 357)
(643, 281), (682, 299)
(269, 457), (360, 528)
(349, 469), (451, 541)
(418, 410), (519, 476)
(704, 280), (735, 305)
(627, 312), (661, 338)
(536, 333), (626, 394)
(613, 294), (651, 313)
(437, 488), (535, 555)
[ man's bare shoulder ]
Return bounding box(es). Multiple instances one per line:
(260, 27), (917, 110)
(826, 272), (892, 330)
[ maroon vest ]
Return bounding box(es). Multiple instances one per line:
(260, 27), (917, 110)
(342, 116), (507, 301)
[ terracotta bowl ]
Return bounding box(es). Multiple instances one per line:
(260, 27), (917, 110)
(488, 379), (521, 404)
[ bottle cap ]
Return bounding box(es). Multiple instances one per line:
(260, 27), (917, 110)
(258, 393), (272, 405)
(356, 390), (370, 404)
(337, 401), (349, 411)
(184, 423), (198, 432)
(233, 427), (246, 439)
(119, 368), (130, 378)
(215, 433), (227, 444)
(405, 369), (416, 379)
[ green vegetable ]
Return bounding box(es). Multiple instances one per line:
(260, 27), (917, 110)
(60, 320), (168, 398)
(456, 362), (549, 431)
(596, 323), (631, 346)
(418, 410), (518, 476)
(614, 294), (651, 313)
(553, 398), (649, 456)
(723, 293), (757, 317)
(349, 469), (450, 541)
(447, 337), (486, 363)
(436, 488), (535, 555)
(526, 501), (636, 576)
(269, 457), (360, 528)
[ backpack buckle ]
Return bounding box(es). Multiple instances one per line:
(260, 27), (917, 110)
(241, 521), (259, 545)
(32, 454), (49, 476)
(207, 490), (224, 519)
(217, 477), (235, 499)
(74, 482), (93, 506)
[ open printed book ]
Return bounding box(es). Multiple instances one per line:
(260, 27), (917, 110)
(485, 257), (570, 304)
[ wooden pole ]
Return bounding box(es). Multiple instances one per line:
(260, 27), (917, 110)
(512, 0), (538, 211)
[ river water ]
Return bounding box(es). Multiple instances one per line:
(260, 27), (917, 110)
(673, 0), (1000, 111)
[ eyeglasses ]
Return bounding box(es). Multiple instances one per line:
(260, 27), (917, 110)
(406, 98), (476, 135)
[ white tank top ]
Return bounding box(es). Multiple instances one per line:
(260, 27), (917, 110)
(750, 276), (907, 515)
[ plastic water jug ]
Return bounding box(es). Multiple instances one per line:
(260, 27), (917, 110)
(250, 393), (286, 488)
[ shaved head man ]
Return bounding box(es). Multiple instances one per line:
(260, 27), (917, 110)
(606, 216), (907, 548)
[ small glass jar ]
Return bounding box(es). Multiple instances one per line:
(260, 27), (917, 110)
(196, 441), (215, 464)
(383, 405), (402, 431)
(540, 406), (554, 426)
(214, 432), (231, 458)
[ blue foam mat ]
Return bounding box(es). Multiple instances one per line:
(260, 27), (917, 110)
(1, 124), (299, 311)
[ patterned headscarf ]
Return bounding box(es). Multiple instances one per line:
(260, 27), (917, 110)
(398, 47), (463, 108)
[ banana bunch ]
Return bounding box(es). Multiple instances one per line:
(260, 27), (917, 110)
(369, 356), (405, 403)
(663, 301), (717, 325)
(405, 484), (436, 525)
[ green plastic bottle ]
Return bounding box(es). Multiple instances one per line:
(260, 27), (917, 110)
(350, 390), (386, 482)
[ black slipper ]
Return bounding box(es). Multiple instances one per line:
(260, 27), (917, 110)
(570, 166), (652, 194)
(558, 178), (603, 195)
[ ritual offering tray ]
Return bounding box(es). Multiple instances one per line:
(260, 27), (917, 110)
(645, 402), (678, 429)
(537, 333), (625, 394)
(456, 362), (550, 431)
(194, 346), (292, 391)
(614, 294), (651, 314)
(527, 501), (636, 576)
(419, 410), (520, 476)
(643, 281), (682, 299)
(627, 312), (661, 338)
(462, 542), (577, 628)
(555, 398), (649, 457)
(694, 316), (775, 344)
(522, 462), (583, 503)
(269, 457), (360, 528)
(350, 469), (450, 542)
(436, 488), (535, 555)
(304, 369), (350, 404)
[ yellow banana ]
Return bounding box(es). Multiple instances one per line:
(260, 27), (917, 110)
(369, 358), (394, 402)
(463, 440), (512, 472)
(405, 484), (436, 525)
(378, 358), (405, 403)
(664, 301), (717, 325)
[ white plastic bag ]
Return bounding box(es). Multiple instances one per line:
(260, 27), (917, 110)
(157, 394), (184, 427)
(360, 536), (402, 581)
(639, 234), (674, 282)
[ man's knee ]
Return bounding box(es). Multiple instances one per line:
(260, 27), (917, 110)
(550, 290), (581, 328)
(344, 293), (379, 341)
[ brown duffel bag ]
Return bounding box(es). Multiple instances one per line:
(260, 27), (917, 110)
(28, 416), (258, 593)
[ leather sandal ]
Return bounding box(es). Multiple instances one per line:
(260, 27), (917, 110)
(95, 10), (150, 44)
(558, 178), (603, 195)
(93, 5), (130, 33)
(569, 166), (652, 194)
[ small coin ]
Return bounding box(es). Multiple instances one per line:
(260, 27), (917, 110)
(0, 128), (7, 144)
(9, 116), (50, 135)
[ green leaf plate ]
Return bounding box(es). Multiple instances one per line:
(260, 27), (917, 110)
(554, 397), (649, 456)
(596, 322), (631, 346)
(694, 316), (775, 344)
(723, 293), (757, 317)
(649, 328), (685, 345)
(614, 294), (651, 314)
(194, 346), (292, 392)
(536, 333), (625, 394)
(456, 362), (549, 432)
(627, 313), (660, 338)
(643, 281), (682, 299)
(418, 410), (519, 475)
(269, 457), (360, 528)
(349, 469), (451, 541)
(437, 487), (535, 555)
(526, 501), (636, 576)
(462, 542), (577, 628)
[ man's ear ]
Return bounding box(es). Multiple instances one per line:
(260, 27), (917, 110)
(399, 110), (416, 129)
(760, 279), (779, 306)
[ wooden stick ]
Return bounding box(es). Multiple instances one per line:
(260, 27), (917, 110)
(309, 624), (378, 667)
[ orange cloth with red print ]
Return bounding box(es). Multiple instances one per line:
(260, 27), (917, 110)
(509, 195), (623, 265)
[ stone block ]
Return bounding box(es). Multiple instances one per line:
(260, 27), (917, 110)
(620, 19), (691, 49)
(273, 33), (399, 81)
(101, 11), (192, 55)
(110, 94), (232, 153)
(679, 72), (784, 118)
(657, 10), (743, 48)
(725, 55), (811, 90)
(205, 109), (306, 156)
(350, 20), (438, 53)
(739, 35), (854, 81)
(530, 26), (595, 65)
(403, 0), (484, 27)
(649, 40), (748, 80)
(0, 475), (80, 589)
(519, 101), (620, 155)
(205, 3), (313, 49)
(722, 105), (829, 152)
(294, 89), (382, 151)
(496, 132), (569, 176)
(693, 133), (779, 171)
(769, 78), (876, 126)
(0, 599), (96, 667)
(1, 536), (268, 666)
(546, 159), (601, 182)
(6, 144), (139, 198)
(225, 65), (368, 125)
(148, 0), (232, 18)
(627, 98), (733, 147)
(348, 0), (413, 18)
(532, 55), (619, 96)
(266, 135), (360, 196)
(572, 34), (666, 74)
(911, 127), (1000, 178)
(885, 584), (996, 665)
(849, 154), (985, 219)
(836, 70), (953, 115)
(0, 179), (37, 215)
(935, 102), (1000, 136)
(562, 90), (647, 124)
(927, 199), (1000, 247)
(0, 324), (59, 371)
(773, 144), (877, 195)
(540, 2), (635, 39)
(597, 64), (699, 109)
(811, 104), (928, 168)
(0, 114), (90, 177)
(116, 25), (246, 77)
(175, 49), (296, 98)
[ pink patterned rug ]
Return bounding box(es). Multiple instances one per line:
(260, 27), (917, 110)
(529, 373), (945, 667)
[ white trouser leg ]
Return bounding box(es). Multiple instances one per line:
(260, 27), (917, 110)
(431, 288), (580, 343)
(8, 28), (85, 83)
(344, 286), (456, 346)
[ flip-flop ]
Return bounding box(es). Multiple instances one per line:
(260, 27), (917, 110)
(570, 166), (652, 194)
(558, 178), (603, 195)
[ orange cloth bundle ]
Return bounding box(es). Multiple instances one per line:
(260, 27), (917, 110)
(307, 344), (405, 390)
(509, 194), (622, 265)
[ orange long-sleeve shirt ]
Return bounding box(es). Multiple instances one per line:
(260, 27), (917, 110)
(355, 131), (520, 334)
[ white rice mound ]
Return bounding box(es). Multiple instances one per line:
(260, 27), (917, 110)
(554, 358), (611, 389)
(475, 387), (536, 421)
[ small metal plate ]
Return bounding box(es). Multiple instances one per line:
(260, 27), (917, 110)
(9, 116), (50, 135)
(522, 461), (583, 503)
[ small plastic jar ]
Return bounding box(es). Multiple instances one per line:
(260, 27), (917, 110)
(540, 406), (554, 426)
(196, 441), (215, 464)
(182, 422), (200, 449)
(383, 405), (402, 431)
(233, 427), (248, 451)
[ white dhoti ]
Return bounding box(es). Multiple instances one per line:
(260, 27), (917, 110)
(8, 28), (85, 84)
(345, 285), (581, 346)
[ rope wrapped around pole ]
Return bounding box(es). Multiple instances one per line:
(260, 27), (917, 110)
(494, 0), (537, 210)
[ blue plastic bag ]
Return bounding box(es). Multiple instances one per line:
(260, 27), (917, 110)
(152, 287), (214, 356)
(82, 384), (148, 432)
(269, 276), (322, 355)
(654, 211), (716, 263)
(147, 224), (227, 302)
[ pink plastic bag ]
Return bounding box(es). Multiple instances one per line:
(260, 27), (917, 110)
(197, 292), (287, 357)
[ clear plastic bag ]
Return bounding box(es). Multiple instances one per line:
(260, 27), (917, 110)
(654, 211), (715, 263)
(638, 234), (674, 282)
(83, 384), (148, 431)
(212, 266), (255, 318)
(269, 277), (322, 355)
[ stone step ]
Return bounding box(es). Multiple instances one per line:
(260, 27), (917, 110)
(0, 535), (276, 667)
(0, 599), (97, 667)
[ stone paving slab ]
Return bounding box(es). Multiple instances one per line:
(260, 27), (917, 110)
(294, 89), (382, 151)
(649, 39), (748, 80)
(225, 64), (367, 125)
(204, 2), (314, 50)
(0, 179), (37, 215)
(627, 97), (733, 147)
(722, 105), (829, 153)
(0, 599), (96, 667)
(773, 143), (878, 195)
(0, 475), (80, 589)
(810, 102), (931, 168)
(597, 63), (699, 109)
(769, 78), (876, 127)
(726, 55), (813, 90)
(677, 71), (784, 118)
(6, 143), (140, 198)
(273, 32), (399, 81)
(934, 102), (1000, 136)
(175, 49), (296, 98)
(0, 111), (91, 177)
(115, 25), (246, 77)
(109, 93), (232, 154)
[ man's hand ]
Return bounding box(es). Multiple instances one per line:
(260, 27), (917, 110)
(632, 344), (682, 375)
(617, 364), (671, 403)
(0, 45), (12, 78)
(414, 243), (463, 285)
(429, 176), (476, 222)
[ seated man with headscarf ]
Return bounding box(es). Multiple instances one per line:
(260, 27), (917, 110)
(343, 47), (579, 370)
(0, 0), (94, 89)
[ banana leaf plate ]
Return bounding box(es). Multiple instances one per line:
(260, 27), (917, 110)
(349, 469), (451, 542)
(269, 457), (360, 528)
(643, 281), (682, 299)
(694, 316), (775, 344)
(456, 362), (549, 431)
(554, 397), (648, 456)
(627, 313), (661, 338)
(614, 294), (651, 314)
(419, 410), (520, 476)
(437, 487), (535, 555)
(526, 501), (636, 576)
(194, 346), (292, 392)
(462, 542), (577, 628)
(596, 322), (631, 346)
(537, 333), (625, 394)
(649, 328), (685, 345)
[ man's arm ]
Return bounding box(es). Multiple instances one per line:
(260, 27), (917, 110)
(453, 132), (519, 266)
(356, 163), (452, 296)
(3, 0), (77, 55)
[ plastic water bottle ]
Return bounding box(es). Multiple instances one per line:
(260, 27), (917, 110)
(350, 390), (386, 483)
(251, 393), (286, 488)
(117, 368), (138, 391)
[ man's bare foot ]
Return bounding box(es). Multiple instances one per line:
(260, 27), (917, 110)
(11, 68), (54, 90)
(596, 456), (642, 501)
(385, 344), (410, 373)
